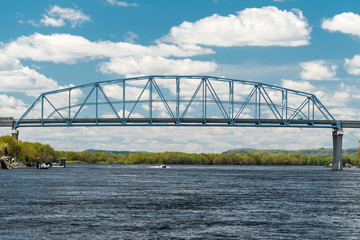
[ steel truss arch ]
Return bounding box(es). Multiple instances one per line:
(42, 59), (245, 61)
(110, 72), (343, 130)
(14, 76), (339, 129)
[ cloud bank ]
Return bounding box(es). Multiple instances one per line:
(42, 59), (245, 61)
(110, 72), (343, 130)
(2, 33), (217, 77)
(299, 60), (337, 80)
(162, 6), (311, 47)
(39, 5), (91, 28)
(344, 54), (360, 75)
(106, 0), (138, 7)
(3, 33), (214, 63)
(0, 52), (58, 95)
(322, 12), (360, 37)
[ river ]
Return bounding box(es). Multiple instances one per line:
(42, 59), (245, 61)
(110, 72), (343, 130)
(1, 165), (359, 239)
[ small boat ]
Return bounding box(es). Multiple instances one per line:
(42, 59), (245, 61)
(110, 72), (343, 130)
(160, 165), (167, 168)
(39, 163), (51, 169)
(52, 162), (65, 168)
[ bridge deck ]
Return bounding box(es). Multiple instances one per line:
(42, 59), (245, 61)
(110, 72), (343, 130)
(14, 118), (338, 127)
(0, 117), (14, 127)
(1, 117), (360, 128)
(338, 120), (360, 128)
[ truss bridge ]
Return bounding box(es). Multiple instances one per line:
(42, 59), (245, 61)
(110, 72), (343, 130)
(2, 76), (358, 170)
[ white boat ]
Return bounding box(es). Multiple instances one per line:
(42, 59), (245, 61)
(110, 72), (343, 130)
(160, 165), (167, 168)
(39, 163), (51, 169)
(52, 163), (65, 168)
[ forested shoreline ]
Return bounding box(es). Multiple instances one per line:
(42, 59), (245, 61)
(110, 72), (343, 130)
(1, 135), (359, 166)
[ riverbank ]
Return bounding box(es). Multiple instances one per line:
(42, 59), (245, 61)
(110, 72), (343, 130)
(0, 134), (359, 167)
(63, 151), (359, 166)
(0, 156), (27, 169)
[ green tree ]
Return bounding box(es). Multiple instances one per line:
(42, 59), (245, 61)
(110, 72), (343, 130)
(0, 135), (21, 157)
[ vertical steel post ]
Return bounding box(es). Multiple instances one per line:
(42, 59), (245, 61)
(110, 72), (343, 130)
(123, 80), (125, 123)
(258, 85), (261, 124)
(308, 97), (310, 121)
(312, 97), (315, 124)
(176, 77), (180, 123)
(96, 84), (98, 125)
(255, 85), (258, 119)
(231, 80), (234, 121)
(332, 130), (343, 170)
(282, 90), (284, 119)
(203, 78), (207, 124)
(202, 79), (204, 120)
(229, 81), (231, 119)
(229, 80), (234, 122)
(69, 90), (71, 122)
(41, 95), (44, 125)
(285, 90), (288, 123)
(149, 78), (152, 124)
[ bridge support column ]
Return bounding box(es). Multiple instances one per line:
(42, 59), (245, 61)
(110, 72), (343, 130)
(332, 130), (343, 171)
(11, 129), (19, 141)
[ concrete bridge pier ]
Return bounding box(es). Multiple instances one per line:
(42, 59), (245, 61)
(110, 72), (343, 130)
(332, 130), (343, 171)
(11, 129), (19, 141)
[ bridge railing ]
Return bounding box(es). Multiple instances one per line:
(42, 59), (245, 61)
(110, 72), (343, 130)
(14, 76), (339, 129)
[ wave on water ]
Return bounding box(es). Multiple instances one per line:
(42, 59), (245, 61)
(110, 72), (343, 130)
(150, 165), (170, 169)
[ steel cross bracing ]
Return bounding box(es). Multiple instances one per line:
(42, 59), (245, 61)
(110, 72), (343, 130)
(14, 76), (340, 129)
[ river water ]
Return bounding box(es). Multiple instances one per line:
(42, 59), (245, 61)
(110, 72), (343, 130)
(1, 165), (359, 239)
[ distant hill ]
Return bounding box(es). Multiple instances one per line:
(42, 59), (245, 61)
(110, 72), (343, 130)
(222, 148), (358, 156)
(85, 149), (142, 155)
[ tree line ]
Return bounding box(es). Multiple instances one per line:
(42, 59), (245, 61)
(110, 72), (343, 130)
(1, 135), (359, 166)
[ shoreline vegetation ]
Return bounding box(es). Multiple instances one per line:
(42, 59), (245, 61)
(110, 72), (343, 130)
(0, 135), (359, 166)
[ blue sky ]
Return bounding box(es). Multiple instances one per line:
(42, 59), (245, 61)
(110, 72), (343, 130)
(1, 0), (360, 153)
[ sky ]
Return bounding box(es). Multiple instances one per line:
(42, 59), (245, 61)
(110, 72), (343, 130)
(1, 0), (360, 153)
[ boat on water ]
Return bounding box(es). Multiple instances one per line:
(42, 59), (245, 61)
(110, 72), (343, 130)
(160, 165), (167, 168)
(39, 163), (51, 169)
(52, 162), (65, 168)
(37, 158), (66, 169)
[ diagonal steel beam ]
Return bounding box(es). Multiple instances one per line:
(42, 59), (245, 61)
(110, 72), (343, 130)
(234, 86), (257, 120)
(98, 85), (121, 121)
(43, 96), (68, 124)
(288, 97), (309, 124)
(152, 78), (176, 120)
(126, 79), (150, 122)
(206, 79), (229, 120)
(260, 86), (282, 121)
(180, 79), (204, 121)
(71, 85), (96, 123)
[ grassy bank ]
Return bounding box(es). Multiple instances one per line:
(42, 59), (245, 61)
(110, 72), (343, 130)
(0, 135), (359, 166)
(60, 151), (359, 166)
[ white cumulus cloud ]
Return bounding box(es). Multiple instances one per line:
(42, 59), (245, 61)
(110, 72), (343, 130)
(123, 31), (139, 43)
(281, 79), (315, 93)
(299, 60), (337, 80)
(162, 6), (311, 47)
(106, 0), (138, 7)
(344, 54), (360, 75)
(322, 12), (360, 37)
(3, 33), (214, 64)
(0, 52), (59, 96)
(40, 5), (91, 28)
(330, 107), (360, 120)
(99, 56), (217, 77)
(2, 33), (217, 78)
(0, 94), (27, 118)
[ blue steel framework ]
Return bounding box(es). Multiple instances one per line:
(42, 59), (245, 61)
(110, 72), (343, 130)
(14, 76), (340, 129)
